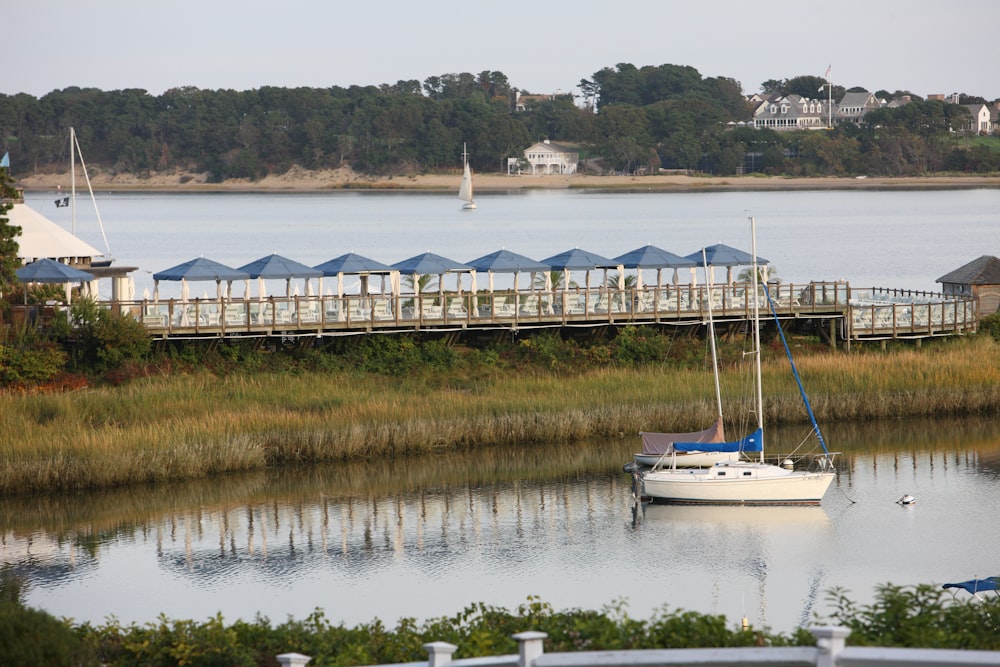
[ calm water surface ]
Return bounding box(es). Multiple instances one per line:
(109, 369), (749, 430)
(4, 418), (1000, 634)
(23, 187), (1000, 299)
(9, 188), (1000, 633)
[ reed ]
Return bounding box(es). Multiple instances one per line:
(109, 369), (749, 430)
(3, 336), (999, 495)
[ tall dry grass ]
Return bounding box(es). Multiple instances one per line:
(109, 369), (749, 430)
(2, 336), (998, 495)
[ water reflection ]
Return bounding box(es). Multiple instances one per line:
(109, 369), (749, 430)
(2, 416), (1000, 632)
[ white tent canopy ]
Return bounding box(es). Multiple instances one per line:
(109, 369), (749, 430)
(9, 203), (103, 263)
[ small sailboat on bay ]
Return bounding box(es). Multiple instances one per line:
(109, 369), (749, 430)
(458, 143), (476, 210)
(640, 216), (837, 505)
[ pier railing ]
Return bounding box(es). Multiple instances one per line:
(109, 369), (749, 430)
(102, 281), (975, 342)
(272, 626), (999, 667)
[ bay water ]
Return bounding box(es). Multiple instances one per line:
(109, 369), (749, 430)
(6, 187), (1000, 634)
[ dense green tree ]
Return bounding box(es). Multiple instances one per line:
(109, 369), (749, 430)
(0, 164), (20, 295)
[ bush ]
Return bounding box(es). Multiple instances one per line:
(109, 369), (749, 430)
(68, 299), (151, 373)
(977, 312), (1000, 341)
(0, 602), (98, 666)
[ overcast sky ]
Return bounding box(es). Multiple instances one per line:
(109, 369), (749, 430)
(7, 0), (998, 101)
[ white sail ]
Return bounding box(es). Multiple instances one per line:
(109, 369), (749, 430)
(458, 143), (476, 209)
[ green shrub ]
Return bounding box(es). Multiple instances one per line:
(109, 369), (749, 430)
(977, 312), (1000, 341)
(0, 602), (98, 666)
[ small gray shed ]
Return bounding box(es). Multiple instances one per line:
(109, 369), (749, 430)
(936, 255), (1000, 314)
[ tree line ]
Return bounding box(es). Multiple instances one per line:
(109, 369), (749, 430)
(0, 63), (997, 182)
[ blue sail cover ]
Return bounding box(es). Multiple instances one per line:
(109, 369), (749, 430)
(674, 428), (763, 453)
(942, 577), (999, 595)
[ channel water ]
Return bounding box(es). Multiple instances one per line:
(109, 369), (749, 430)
(6, 186), (1000, 633)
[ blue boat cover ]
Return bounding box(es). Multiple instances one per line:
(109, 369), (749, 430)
(674, 428), (763, 453)
(942, 577), (999, 595)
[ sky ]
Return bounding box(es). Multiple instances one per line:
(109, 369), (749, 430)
(7, 0), (998, 102)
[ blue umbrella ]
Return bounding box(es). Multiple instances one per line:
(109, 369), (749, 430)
(153, 257), (249, 282)
(465, 249), (549, 273)
(237, 253), (322, 279)
(614, 245), (696, 268)
(314, 252), (393, 275)
(466, 249), (549, 292)
(314, 253), (395, 297)
(238, 253), (321, 299)
(153, 257), (249, 300)
(541, 247), (615, 270)
(684, 243), (768, 285)
(16, 258), (94, 283)
(615, 245), (695, 289)
(391, 252), (472, 275)
(541, 248), (617, 290)
(392, 252), (473, 293)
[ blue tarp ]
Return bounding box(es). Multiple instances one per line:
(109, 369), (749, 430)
(465, 249), (549, 273)
(16, 258), (94, 283)
(674, 428), (764, 453)
(237, 254), (322, 279)
(942, 577), (999, 595)
(314, 252), (393, 275)
(153, 257), (249, 282)
(614, 245), (696, 268)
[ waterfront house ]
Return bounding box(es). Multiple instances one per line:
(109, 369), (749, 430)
(961, 103), (992, 134)
(936, 255), (1000, 314)
(752, 94), (829, 130)
(521, 140), (579, 175)
(834, 91), (883, 126)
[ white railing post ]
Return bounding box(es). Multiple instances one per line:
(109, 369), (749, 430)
(423, 641), (458, 667)
(811, 626), (850, 667)
(276, 653), (311, 667)
(512, 631), (547, 667)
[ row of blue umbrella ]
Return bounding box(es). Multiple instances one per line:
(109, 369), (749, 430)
(151, 244), (767, 285)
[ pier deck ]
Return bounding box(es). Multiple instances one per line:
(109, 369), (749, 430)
(114, 281), (976, 346)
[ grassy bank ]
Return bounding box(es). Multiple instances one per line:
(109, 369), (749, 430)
(2, 335), (999, 496)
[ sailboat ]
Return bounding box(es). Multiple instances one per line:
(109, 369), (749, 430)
(640, 217), (837, 505)
(63, 127), (114, 266)
(458, 143), (476, 210)
(633, 256), (738, 468)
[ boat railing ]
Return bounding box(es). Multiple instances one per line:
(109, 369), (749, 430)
(268, 626), (1000, 667)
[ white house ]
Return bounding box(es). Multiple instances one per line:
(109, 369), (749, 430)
(520, 140), (578, 175)
(962, 103), (992, 134)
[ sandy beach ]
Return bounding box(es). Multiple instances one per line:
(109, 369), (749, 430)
(15, 164), (1000, 193)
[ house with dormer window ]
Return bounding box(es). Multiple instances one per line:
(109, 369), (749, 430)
(835, 91), (883, 125)
(751, 94), (828, 130)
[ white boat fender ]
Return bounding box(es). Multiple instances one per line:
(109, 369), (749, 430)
(897, 494), (916, 505)
(781, 458), (794, 469)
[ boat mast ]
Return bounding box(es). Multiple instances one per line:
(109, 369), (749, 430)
(69, 127), (113, 259)
(749, 215), (764, 463)
(70, 127), (76, 236)
(702, 249), (723, 422)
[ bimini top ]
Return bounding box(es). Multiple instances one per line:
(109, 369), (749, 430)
(942, 577), (999, 595)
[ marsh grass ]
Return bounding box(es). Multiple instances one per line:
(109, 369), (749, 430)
(2, 336), (999, 495)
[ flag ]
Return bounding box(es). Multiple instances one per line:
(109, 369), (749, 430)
(0, 152), (8, 168)
(55, 196), (70, 207)
(824, 64), (832, 81)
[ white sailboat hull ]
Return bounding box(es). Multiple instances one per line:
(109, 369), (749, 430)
(642, 461), (835, 505)
(633, 450), (739, 468)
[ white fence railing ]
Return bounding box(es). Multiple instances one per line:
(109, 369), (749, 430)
(273, 626), (999, 667)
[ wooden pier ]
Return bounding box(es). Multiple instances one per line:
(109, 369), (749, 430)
(114, 281), (977, 348)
